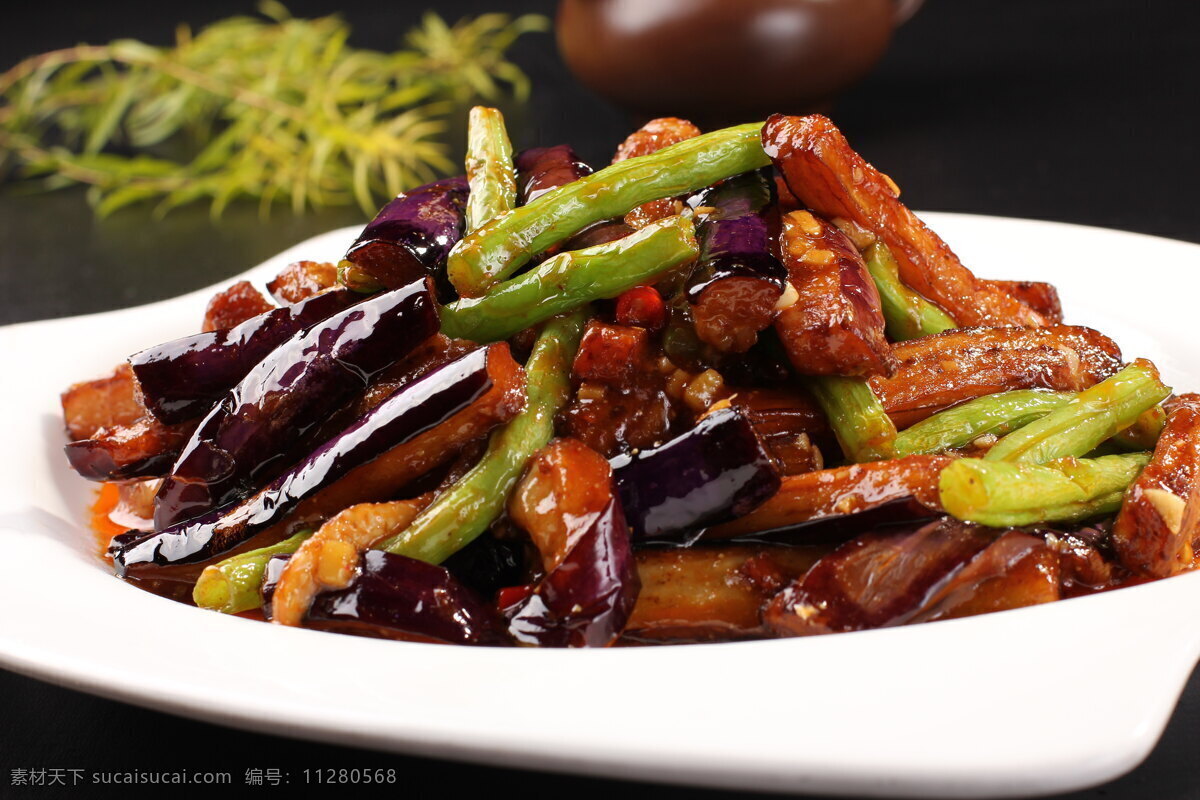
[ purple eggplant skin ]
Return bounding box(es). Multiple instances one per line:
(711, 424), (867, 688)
(685, 170), (787, 303)
(64, 440), (178, 482)
(112, 347), (492, 576)
(260, 553), (291, 620)
(310, 551), (509, 645)
(153, 279), (439, 530)
(506, 497), (640, 647)
(343, 177), (469, 300)
(611, 406), (781, 540)
(130, 289), (362, 425)
(514, 145), (593, 204)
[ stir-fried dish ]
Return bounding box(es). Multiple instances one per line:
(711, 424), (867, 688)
(60, 109), (1199, 647)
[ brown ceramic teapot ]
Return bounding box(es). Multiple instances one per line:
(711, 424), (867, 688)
(556, 0), (923, 127)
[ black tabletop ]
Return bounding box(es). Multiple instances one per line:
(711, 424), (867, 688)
(3, 1), (1198, 797)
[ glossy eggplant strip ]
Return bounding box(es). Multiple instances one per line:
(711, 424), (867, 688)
(111, 347), (513, 575)
(263, 550), (509, 645)
(623, 544), (827, 643)
(129, 289), (361, 424)
(908, 531), (1062, 623)
(868, 325), (1123, 429)
(515, 144), (592, 204)
(762, 114), (1046, 327)
(764, 518), (995, 636)
(686, 169), (787, 353)
(615, 117), (701, 229)
(278, 344), (522, 533)
(64, 416), (195, 482)
(704, 454), (951, 540)
(61, 363), (143, 441)
(1112, 394), (1200, 577)
(510, 438), (617, 571)
(504, 437), (641, 647)
(611, 406), (780, 539)
(506, 496), (639, 647)
(154, 280), (438, 530)
(774, 210), (895, 377)
(337, 176), (469, 298)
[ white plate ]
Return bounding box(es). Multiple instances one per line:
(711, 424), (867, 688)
(1, 213), (1197, 798)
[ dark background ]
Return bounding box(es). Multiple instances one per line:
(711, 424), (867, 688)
(2, 0), (1198, 797)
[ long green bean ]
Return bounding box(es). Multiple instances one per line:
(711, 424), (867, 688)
(863, 242), (957, 340)
(440, 215), (697, 343)
(894, 390), (1073, 457)
(940, 452), (1151, 527)
(984, 359), (1170, 464)
(807, 376), (896, 462)
(446, 122), (769, 297)
(193, 531), (312, 614)
(464, 106), (516, 233)
(378, 309), (587, 563)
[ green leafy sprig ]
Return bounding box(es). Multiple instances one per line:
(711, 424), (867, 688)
(0, 1), (547, 216)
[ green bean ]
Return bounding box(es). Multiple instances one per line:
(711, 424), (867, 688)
(440, 215), (697, 343)
(378, 309), (587, 563)
(939, 452), (1151, 527)
(863, 242), (957, 340)
(984, 359), (1170, 464)
(193, 531), (312, 614)
(807, 376), (897, 462)
(447, 122), (769, 297)
(464, 106), (516, 233)
(894, 390), (1074, 457)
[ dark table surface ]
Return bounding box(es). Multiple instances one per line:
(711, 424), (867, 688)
(3, 1), (1198, 797)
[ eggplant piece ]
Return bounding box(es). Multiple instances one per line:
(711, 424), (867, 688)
(153, 280), (438, 530)
(774, 210), (895, 377)
(703, 454), (952, 540)
(341, 177), (469, 299)
(263, 551), (508, 645)
(130, 289), (362, 425)
(764, 518), (994, 636)
(112, 346), (508, 575)
(610, 406), (780, 539)
(624, 544), (828, 643)
(870, 325), (1123, 429)
(64, 416), (195, 482)
(685, 170), (787, 353)
(276, 344), (524, 535)
(515, 145), (592, 203)
(442, 535), (528, 599)
(907, 531), (1061, 623)
(506, 496), (640, 647)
